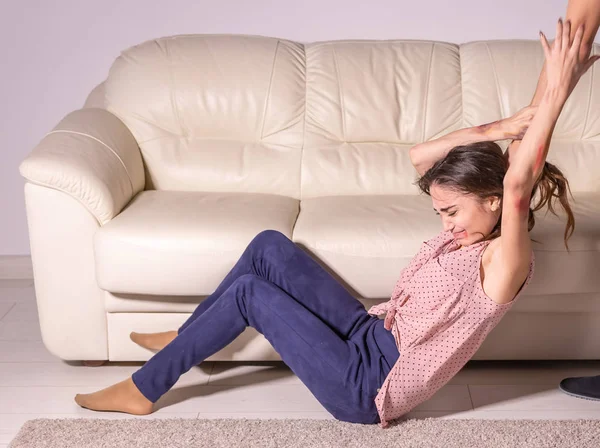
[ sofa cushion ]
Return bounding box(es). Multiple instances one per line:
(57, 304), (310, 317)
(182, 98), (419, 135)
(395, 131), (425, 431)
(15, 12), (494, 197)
(526, 193), (600, 296)
(105, 36), (305, 196)
(292, 194), (443, 299)
(94, 190), (299, 295)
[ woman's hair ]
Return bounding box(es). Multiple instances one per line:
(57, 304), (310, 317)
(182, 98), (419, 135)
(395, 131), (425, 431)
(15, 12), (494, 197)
(415, 141), (575, 250)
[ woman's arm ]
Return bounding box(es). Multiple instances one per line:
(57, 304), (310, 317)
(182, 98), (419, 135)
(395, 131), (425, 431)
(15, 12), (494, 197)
(505, 0), (600, 168)
(499, 20), (599, 296)
(409, 107), (535, 176)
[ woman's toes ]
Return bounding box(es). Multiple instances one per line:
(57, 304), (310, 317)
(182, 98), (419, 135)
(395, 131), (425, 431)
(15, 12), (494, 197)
(73, 378), (153, 415)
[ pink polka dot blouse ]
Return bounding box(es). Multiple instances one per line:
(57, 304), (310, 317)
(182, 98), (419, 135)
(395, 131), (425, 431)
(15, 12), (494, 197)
(367, 230), (535, 428)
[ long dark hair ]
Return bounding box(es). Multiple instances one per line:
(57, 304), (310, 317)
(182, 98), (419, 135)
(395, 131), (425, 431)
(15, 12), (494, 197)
(415, 141), (575, 251)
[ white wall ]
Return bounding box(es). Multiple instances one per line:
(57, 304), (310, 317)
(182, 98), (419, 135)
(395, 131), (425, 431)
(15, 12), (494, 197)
(0, 0), (594, 255)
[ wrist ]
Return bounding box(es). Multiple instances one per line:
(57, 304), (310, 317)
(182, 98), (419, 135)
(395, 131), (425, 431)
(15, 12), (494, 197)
(476, 119), (509, 141)
(541, 86), (568, 107)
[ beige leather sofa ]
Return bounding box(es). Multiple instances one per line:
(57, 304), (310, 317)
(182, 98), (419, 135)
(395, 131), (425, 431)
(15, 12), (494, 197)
(19, 35), (600, 363)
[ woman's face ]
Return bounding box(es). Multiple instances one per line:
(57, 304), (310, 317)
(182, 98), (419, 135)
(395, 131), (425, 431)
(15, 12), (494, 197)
(430, 183), (501, 246)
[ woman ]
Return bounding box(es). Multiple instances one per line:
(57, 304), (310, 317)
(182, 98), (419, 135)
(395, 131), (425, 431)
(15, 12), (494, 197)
(74, 20), (598, 428)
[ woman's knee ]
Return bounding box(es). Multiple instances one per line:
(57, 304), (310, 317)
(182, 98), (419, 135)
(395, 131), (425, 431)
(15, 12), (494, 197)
(249, 229), (293, 255)
(231, 274), (273, 294)
(233, 273), (260, 286)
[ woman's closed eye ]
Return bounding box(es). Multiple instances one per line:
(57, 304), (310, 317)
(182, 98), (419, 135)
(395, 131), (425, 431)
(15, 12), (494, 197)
(435, 211), (457, 217)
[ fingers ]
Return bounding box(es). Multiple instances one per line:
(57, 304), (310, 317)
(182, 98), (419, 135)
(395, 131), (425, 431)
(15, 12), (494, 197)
(570, 24), (585, 59)
(542, 18), (586, 59)
(556, 18), (563, 52)
(562, 19), (571, 50)
(539, 31), (552, 59)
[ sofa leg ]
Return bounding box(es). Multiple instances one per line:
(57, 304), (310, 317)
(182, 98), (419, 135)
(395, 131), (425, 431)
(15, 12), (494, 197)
(82, 360), (107, 367)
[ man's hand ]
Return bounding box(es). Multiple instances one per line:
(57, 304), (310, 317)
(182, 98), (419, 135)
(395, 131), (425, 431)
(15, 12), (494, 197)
(498, 105), (538, 140)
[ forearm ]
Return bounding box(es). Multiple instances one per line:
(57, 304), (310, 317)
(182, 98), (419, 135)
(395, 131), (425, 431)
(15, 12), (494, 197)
(505, 88), (566, 189)
(409, 122), (507, 176)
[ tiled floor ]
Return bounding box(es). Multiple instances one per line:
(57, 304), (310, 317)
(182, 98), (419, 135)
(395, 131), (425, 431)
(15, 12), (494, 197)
(2, 279), (600, 446)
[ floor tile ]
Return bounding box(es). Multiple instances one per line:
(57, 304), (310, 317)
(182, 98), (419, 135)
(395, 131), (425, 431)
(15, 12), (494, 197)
(0, 341), (61, 363)
(0, 303), (15, 321)
(0, 362), (213, 387)
(1, 302), (39, 322)
(469, 384), (600, 411)
(450, 360), (600, 385)
(153, 383), (326, 414)
(0, 320), (42, 341)
(411, 385), (473, 411)
(0, 285), (35, 303)
(0, 383), (324, 415)
(0, 280), (34, 289)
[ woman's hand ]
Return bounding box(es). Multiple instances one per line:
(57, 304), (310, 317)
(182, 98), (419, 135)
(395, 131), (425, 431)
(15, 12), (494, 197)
(540, 18), (600, 100)
(499, 105), (538, 140)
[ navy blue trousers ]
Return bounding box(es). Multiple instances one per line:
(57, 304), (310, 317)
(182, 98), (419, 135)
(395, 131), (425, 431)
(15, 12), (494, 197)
(131, 230), (400, 424)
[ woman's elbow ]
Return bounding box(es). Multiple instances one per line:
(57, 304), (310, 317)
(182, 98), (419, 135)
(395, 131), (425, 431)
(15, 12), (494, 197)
(503, 171), (533, 193)
(409, 146), (422, 174)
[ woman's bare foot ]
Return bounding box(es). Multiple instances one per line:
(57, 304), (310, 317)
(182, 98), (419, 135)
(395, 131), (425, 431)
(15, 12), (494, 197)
(74, 377), (153, 414)
(130, 331), (177, 351)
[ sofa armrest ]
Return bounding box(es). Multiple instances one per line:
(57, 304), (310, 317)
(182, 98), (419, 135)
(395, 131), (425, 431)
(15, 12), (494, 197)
(19, 108), (145, 224)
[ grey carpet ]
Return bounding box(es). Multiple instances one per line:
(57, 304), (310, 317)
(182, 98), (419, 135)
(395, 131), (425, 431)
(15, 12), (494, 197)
(8, 417), (600, 448)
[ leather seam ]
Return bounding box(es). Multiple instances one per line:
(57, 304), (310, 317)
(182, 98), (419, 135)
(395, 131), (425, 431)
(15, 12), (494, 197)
(300, 44), (308, 201)
(45, 129), (135, 199)
(163, 38), (185, 138)
(332, 46), (347, 141)
(459, 44), (465, 129)
(421, 43), (435, 142)
(260, 40), (280, 140)
(485, 43), (506, 118)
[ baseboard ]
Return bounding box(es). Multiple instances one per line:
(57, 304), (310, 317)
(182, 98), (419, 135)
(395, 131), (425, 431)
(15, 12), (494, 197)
(0, 255), (33, 279)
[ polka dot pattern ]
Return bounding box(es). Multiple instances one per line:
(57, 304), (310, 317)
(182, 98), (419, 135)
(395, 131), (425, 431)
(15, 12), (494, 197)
(367, 230), (536, 428)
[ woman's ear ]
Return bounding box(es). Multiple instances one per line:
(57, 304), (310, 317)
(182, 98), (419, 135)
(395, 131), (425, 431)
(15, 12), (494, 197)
(489, 196), (501, 212)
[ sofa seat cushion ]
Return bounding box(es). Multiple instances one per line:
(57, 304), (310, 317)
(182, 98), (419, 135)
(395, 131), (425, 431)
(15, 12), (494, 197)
(292, 193), (600, 304)
(94, 190), (299, 295)
(292, 194), (444, 299)
(526, 192), (600, 296)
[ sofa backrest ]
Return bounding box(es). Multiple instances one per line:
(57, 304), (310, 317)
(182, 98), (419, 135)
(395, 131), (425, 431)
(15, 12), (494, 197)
(102, 35), (600, 198)
(104, 35), (305, 198)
